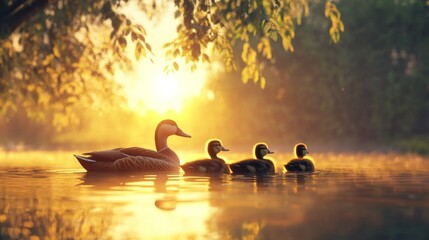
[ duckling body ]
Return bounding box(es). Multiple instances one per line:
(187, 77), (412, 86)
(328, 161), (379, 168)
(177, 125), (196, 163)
(229, 144), (275, 175)
(74, 120), (191, 172)
(181, 140), (230, 174)
(284, 143), (315, 172)
(284, 159), (315, 172)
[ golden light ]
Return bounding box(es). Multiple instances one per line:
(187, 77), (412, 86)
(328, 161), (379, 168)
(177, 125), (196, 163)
(115, 2), (208, 115)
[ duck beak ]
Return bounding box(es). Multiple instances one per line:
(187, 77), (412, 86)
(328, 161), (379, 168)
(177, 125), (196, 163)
(176, 127), (191, 138)
(221, 146), (229, 151)
(267, 149), (274, 154)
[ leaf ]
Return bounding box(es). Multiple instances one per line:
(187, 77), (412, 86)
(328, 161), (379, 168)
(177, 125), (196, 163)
(131, 32), (137, 41)
(135, 42), (142, 60)
(282, 36), (291, 51)
(242, 43), (249, 62)
(253, 70), (259, 83)
(145, 43), (152, 53)
(123, 28), (131, 36)
(53, 45), (61, 58)
(260, 77), (266, 89)
(118, 36), (127, 51)
(202, 53), (210, 63)
(263, 21), (271, 35)
(269, 31), (278, 41)
(174, 10), (180, 18)
(173, 62), (179, 71)
(241, 67), (250, 84)
(42, 54), (54, 66)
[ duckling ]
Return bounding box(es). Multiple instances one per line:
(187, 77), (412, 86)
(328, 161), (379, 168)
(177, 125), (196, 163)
(181, 140), (230, 174)
(74, 119), (191, 172)
(229, 143), (275, 175)
(284, 143), (315, 172)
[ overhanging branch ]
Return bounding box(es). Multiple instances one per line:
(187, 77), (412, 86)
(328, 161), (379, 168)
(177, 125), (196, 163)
(0, 0), (51, 39)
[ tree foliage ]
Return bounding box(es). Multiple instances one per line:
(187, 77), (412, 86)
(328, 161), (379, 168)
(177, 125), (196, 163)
(166, 0), (343, 88)
(206, 0), (429, 150)
(0, 0), (342, 129)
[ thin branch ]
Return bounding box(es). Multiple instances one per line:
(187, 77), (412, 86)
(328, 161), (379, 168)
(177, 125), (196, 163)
(0, 0), (52, 39)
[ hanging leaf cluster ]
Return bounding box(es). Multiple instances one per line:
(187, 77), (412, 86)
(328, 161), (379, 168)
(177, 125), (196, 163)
(165, 0), (343, 87)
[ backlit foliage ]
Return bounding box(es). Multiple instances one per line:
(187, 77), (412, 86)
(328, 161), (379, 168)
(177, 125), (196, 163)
(0, 0), (342, 129)
(166, 0), (343, 88)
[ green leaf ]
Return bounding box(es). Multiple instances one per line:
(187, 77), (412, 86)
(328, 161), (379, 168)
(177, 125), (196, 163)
(269, 31), (278, 41)
(263, 21), (271, 34)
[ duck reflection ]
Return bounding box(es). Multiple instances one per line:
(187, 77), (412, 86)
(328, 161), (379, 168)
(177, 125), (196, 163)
(78, 172), (175, 194)
(283, 172), (316, 194)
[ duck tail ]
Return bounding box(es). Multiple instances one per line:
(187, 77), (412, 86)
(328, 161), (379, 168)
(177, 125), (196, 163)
(74, 154), (96, 163)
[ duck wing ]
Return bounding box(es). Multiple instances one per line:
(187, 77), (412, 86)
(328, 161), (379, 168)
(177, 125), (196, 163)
(113, 155), (178, 172)
(230, 159), (271, 174)
(82, 147), (170, 163)
(75, 155), (117, 171)
(116, 147), (161, 157)
(284, 159), (315, 172)
(82, 150), (129, 162)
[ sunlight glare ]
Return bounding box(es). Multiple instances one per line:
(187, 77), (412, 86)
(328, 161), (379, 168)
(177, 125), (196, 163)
(115, 1), (207, 115)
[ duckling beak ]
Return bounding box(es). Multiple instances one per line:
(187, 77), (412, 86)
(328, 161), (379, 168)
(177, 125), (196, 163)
(176, 127), (191, 138)
(221, 146), (229, 151)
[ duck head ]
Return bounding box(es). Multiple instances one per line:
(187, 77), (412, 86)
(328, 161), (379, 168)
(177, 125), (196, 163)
(155, 120), (191, 151)
(294, 143), (309, 158)
(207, 139), (229, 158)
(254, 143), (274, 159)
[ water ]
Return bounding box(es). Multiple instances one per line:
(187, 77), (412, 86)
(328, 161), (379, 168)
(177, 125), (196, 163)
(1, 151), (429, 240)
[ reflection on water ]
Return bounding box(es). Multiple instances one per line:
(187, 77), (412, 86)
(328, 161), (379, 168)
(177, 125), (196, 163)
(1, 152), (429, 239)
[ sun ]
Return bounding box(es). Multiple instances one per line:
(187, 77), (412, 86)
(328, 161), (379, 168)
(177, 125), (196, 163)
(114, 2), (207, 115)
(154, 74), (179, 101)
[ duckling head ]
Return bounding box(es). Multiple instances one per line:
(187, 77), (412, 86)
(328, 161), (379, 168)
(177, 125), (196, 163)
(254, 143), (274, 159)
(294, 143), (309, 158)
(207, 139), (229, 158)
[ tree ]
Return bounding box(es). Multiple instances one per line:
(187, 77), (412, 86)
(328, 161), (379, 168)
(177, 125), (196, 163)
(0, 0), (343, 129)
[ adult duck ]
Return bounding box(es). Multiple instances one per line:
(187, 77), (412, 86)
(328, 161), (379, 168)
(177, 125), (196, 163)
(284, 143), (315, 172)
(181, 140), (230, 174)
(229, 143), (275, 175)
(74, 119), (191, 172)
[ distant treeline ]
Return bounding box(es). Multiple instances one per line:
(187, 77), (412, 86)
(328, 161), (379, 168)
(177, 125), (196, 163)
(205, 0), (429, 153)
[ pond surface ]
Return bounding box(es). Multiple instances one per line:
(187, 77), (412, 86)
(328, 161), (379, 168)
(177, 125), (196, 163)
(1, 151), (429, 240)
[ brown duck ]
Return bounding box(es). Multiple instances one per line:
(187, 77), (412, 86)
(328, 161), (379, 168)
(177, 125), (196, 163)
(74, 119), (191, 172)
